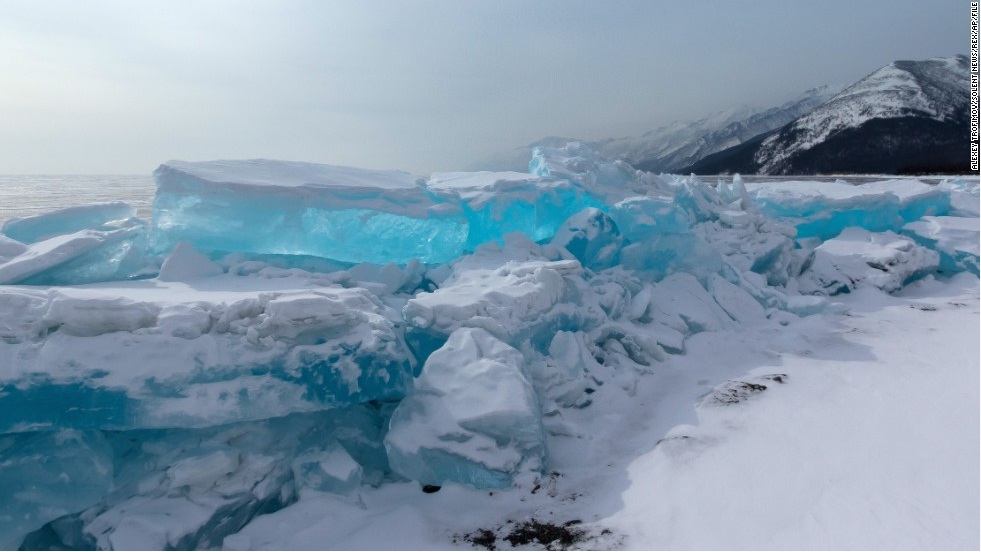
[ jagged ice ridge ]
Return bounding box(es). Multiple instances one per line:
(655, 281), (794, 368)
(0, 143), (977, 549)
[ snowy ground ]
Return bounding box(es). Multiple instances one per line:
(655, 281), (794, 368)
(227, 274), (979, 550)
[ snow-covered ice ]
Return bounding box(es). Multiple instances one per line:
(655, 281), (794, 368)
(1, 202), (136, 244)
(797, 227), (940, 294)
(385, 327), (546, 489)
(745, 178), (950, 239)
(903, 215), (980, 275)
(0, 281), (414, 433)
(0, 144), (977, 550)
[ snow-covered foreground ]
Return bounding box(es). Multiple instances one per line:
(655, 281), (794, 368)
(225, 274), (979, 550)
(0, 144), (977, 550)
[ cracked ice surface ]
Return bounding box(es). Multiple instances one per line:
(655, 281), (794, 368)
(0, 143), (977, 549)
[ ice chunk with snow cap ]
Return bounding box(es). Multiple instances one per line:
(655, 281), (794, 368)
(797, 227), (940, 294)
(0, 221), (152, 285)
(0, 285), (414, 432)
(901, 216), (979, 275)
(152, 159), (468, 264)
(746, 179), (950, 240)
(694, 214), (797, 286)
(1, 202), (135, 244)
(529, 330), (601, 408)
(938, 178), (980, 217)
(402, 235), (594, 357)
(384, 327), (546, 489)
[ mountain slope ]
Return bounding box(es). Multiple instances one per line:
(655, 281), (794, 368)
(683, 55), (971, 175)
(470, 86), (840, 173)
(633, 84), (840, 172)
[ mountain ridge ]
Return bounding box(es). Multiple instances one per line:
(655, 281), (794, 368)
(475, 55), (969, 176)
(681, 55), (970, 175)
(471, 85), (841, 174)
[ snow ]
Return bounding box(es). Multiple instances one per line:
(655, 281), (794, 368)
(611, 275), (979, 550)
(157, 241), (224, 281)
(0, 145), (978, 550)
(385, 327), (545, 489)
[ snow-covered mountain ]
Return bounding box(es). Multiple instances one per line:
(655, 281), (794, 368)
(685, 55), (971, 175)
(631, 84), (841, 172)
(591, 104), (762, 172)
(471, 85), (841, 173)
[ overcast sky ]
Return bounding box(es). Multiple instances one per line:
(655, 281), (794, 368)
(0, 0), (969, 175)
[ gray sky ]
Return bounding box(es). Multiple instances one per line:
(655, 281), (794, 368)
(0, 0), (969, 175)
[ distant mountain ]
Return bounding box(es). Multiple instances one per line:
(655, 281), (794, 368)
(682, 55), (971, 175)
(591, 104), (761, 172)
(471, 86), (842, 173)
(632, 85), (841, 172)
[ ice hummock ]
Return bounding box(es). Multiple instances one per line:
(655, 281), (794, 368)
(902, 215), (980, 275)
(746, 179), (950, 240)
(0, 219), (153, 286)
(1, 202), (136, 244)
(152, 159), (468, 265)
(796, 227), (940, 294)
(385, 327), (546, 489)
(0, 143), (978, 549)
(0, 283), (414, 433)
(153, 160), (609, 265)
